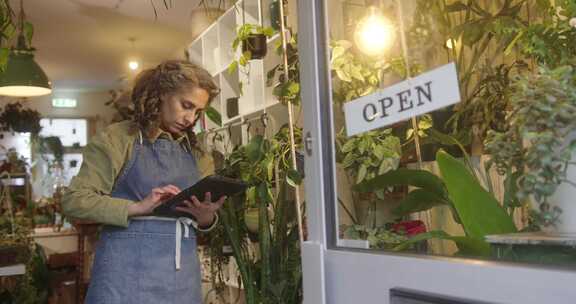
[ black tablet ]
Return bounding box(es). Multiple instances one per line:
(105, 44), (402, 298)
(153, 175), (248, 217)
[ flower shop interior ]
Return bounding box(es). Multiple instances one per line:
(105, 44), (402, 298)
(2, 0), (576, 303)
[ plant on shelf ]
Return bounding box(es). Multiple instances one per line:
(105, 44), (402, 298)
(0, 102), (42, 135)
(228, 24), (275, 82)
(206, 124), (303, 304)
(485, 64), (576, 231)
(0, 179), (49, 303)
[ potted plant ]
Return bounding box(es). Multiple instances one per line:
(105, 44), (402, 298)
(485, 64), (576, 233)
(228, 24), (275, 75)
(0, 102), (42, 135)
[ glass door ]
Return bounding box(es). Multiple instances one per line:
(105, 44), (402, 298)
(298, 0), (576, 303)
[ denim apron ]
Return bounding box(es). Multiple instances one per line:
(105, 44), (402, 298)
(85, 132), (202, 304)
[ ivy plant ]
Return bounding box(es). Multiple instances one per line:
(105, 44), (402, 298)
(485, 65), (576, 228)
(266, 33), (300, 105)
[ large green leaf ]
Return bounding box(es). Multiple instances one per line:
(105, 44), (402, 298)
(246, 135), (265, 162)
(205, 105), (222, 126)
(436, 150), (517, 238)
(354, 168), (447, 198)
(392, 189), (449, 217)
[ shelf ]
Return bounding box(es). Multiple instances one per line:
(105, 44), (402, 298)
(203, 25), (221, 76)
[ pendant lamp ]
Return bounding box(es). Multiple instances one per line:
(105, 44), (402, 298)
(0, 0), (51, 97)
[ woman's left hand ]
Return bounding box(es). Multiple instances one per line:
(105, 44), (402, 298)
(174, 192), (226, 228)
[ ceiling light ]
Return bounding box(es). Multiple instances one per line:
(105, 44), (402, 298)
(128, 61), (139, 71)
(0, 0), (51, 97)
(354, 7), (396, 57)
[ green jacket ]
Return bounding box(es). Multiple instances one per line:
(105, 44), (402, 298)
(61, 121), (214, 227)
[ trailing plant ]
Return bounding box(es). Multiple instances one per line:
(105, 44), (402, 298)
(267, 33), (300, 105)
(340, 224), (409, 250)
(0, 102), (42, 135)
(485, 65), (576, 228)
(0, 187), (48, 303)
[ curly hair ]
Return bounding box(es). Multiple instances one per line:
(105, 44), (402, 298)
(131, 60), (219, 147)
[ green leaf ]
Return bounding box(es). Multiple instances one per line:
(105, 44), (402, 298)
(228, 61), (238, 74)
(356, 164), (368, 184)
(340, 139), (355, 153)
(331, 46), (346, 61)
(266, 157), (275, 181)
(205, 105), (222, 126)
(286, 169), (303, 187)
(350, 66), (364, 82)
(240, 52), (250, 65)
(377, 158), (394, 175)
(246, 135), (265, 162)
(335, 69), (352, 82)
(24, 21), (33, 47)
(392, 189), (449, 217)
(354, 168), (447, 199)
(341, 152), (355, 168)
(261, 27), (275, 37)
(436, 150), (517, 238)
(406, 128), (414, 140)
(0, 47), (10, 71)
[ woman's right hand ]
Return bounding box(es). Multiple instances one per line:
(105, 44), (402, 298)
(127, 185), (181, 217)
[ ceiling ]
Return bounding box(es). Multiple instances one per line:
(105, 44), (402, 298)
(9, 0), (225, 92)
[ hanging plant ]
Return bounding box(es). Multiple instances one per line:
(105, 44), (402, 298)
(228, 24), (275, 77)
(0, 102), (42, 134)
(267, 33), (301, 105)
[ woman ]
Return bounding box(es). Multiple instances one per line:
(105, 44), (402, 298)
(62, 60), (224, 304)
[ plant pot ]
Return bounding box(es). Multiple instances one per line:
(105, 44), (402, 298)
(242, 34), (267, 60)
(226, 97), (239, 119)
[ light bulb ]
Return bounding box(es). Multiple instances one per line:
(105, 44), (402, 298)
(445, 38), (461, 50)
(354, 8), (395, 56)
(128, 61), (139, 70)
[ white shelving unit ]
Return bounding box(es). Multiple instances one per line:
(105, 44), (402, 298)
(187, 0), (287, 137)
(189, 1), (295, 300)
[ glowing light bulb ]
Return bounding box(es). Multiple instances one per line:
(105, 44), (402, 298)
(354, 8), (396, 56)
(129, 61), (139, 70)
(445, 38), (461, 50)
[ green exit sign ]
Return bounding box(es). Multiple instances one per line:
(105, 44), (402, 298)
(52, 98), (77, 108)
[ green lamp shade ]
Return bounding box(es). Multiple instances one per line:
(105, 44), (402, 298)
(0, 50), (52, 97)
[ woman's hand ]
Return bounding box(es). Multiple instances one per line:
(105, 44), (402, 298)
(175, 192), (226, 227)
(127, 185), (181, 217)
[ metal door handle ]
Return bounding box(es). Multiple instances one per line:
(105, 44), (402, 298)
(304, 131), (313, 156)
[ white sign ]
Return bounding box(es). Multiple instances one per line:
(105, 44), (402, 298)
(344, 62), (461, 136)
